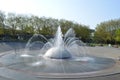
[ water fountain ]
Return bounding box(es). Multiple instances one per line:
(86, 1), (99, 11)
(0, 26), (120, 80)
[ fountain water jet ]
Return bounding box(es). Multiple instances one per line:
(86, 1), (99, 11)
(44, 26), (72, 59)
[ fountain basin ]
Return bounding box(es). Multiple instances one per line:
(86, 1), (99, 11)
(0, 50), (116, 74)
(0, 49), (120, 80)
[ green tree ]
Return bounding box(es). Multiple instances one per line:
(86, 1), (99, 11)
(74, 25), (90, 42)
(94, 24), (110, 43)
(0, 11), (5, 34)
(5, 13), (17, 35)
(94, 19), (120, 44)
(115, 29), (120, 43)
(59, 19), (73, 34)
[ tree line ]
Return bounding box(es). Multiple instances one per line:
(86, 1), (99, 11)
(0, 11), (91, 42)
(94, 19), (120, 44)
(1, 10), (120, 45)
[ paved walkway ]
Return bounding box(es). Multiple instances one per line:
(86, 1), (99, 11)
(87, 46), (120, 59)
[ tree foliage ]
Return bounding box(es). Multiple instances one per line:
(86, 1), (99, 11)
(0, 10), (91, 42)
(115, 29), (120, 43)
(94, 19), (120, 44)
(0, 11), (5, 34)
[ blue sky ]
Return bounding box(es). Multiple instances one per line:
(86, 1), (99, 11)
(0, 0), (120, 29)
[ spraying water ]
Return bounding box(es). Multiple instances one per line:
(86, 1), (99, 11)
(54, 26), (63, 47)
(44, 26), (72, 59)
(20, 26), (86, 59)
